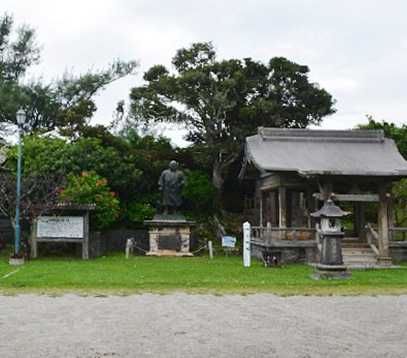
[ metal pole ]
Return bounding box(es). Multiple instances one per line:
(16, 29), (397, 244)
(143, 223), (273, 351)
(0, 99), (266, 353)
(14, 127), (23, 255)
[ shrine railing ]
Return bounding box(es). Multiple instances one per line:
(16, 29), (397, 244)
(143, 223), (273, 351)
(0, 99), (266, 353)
(365, 223), (379, 255)
(251, 226), (316, 243)
(388, 227), (407, 241)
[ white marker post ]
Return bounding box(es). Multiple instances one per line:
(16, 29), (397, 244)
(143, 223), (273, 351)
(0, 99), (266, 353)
(208, 240), (214, 259)
(243, 221), (251, 267)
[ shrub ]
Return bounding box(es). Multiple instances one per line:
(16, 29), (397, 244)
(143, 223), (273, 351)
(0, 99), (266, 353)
(182, 170), (217, 211)
(123, 202), (156, 223)
(59, 171), (120, 230)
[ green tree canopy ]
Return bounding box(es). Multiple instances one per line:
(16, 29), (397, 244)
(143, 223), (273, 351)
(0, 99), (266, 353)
(129, 42), (335, 195)
(0, 13), (138, 135)
(357, 116), (407, 160)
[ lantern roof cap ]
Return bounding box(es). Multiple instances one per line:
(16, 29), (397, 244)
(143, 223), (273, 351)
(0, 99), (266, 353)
(310, 199), (349, 218)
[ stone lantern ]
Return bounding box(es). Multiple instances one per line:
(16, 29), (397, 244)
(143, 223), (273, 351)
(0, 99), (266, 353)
(311, 199), (351, 279)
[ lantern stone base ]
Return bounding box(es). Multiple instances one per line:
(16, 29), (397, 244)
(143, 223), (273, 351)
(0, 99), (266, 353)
(312, 264), (352, 280)
(144, 219), (195, 257)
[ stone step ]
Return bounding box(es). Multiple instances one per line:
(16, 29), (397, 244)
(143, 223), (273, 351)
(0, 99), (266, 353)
(342, 250), (376, 255)
(343, 253), (375, 257)
(343, 258), (377, 263)
(342, 248), (374, 255)
(342, 246), (373, 250)
(343, 252), (376, 257)
(345, 263), (378, 269)
(342, 243), (370, 247)
(342, 254), (377, 260)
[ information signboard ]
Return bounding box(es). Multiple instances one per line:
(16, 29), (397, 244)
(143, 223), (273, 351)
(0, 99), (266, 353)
(37, 216), (84, 238)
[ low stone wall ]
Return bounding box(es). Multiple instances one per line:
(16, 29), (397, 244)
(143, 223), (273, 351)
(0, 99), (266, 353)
(251, 241), (320, 264)
(0, 216), (13, 244)
(390, 242), (407, 263)
(101, 229), (149, 253)
(79, 229), (149, 258)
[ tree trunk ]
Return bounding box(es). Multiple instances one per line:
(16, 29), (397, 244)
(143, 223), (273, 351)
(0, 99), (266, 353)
(213, 157), (224, 205)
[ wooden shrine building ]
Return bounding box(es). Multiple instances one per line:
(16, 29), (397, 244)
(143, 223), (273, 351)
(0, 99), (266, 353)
(240, 128), (407, 266)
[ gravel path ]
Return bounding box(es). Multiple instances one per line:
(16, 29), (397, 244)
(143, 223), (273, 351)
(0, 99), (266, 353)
(1, 294), (406, 358)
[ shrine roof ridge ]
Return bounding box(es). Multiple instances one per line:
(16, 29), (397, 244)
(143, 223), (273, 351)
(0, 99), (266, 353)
(258, 127), (385, 143)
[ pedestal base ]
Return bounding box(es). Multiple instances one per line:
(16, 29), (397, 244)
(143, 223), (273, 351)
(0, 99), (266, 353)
(9, 257), (24, 266)
(144, 219), (195, 257)
(312, 264), (352, 280)
(146, 250), (194, 257)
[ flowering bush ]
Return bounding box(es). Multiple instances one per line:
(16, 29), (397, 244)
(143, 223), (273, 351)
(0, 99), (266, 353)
(59, 171), (121, 230)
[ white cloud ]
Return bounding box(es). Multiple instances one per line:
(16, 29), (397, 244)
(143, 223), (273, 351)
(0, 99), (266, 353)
(4, 0), (407, 145)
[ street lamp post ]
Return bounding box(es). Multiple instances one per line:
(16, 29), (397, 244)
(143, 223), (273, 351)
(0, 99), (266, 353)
(13, 108), (26, 259)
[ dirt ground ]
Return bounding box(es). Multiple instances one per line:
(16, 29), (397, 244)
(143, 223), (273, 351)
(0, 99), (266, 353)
(0, 293), (406, 358)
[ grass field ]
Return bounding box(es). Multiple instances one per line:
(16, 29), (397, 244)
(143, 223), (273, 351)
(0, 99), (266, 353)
(1, 249), (407, 295)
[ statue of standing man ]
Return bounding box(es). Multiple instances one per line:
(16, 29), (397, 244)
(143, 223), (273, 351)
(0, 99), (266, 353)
(158, 160), (186, 215)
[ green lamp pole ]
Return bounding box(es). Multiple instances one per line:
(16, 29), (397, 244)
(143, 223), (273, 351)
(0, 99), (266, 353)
(14, 108), (26, 256)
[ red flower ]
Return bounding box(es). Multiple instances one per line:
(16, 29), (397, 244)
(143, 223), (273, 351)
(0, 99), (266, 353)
(113, 214), (119, 219)
(99, 194), (104, 199)
(110, 191), (115, 196)
(96, 181), (101, 186)
(96, 201), (100, 205)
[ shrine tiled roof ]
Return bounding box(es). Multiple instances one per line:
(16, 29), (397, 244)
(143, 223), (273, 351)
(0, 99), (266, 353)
(35, 204), (97, 212)
(242, 128), (407, 177)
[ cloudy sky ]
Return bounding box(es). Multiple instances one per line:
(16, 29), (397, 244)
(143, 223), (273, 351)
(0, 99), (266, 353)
(4, 0), (407, 146)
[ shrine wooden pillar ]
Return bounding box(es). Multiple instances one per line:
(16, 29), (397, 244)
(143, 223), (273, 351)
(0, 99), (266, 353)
(377, 183), (393, 265)
(278, 186), (287, 228)
(388, 186), (395, 241)
(354, 202), (366, 242)
(259, 191), (263, 227)
(269, 191), (278, 226)
(307, 188), (314, 228)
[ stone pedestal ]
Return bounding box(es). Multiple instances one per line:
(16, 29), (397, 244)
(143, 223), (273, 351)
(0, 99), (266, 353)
(144, 219), (195, 257)
(312, 233), (351, 280)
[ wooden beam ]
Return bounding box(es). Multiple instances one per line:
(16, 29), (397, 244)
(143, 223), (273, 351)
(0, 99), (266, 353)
(313, 193), (379, 202)
(36, 238), (83, 243)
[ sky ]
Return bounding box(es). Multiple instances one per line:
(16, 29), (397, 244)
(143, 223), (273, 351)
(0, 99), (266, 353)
(4, 0), (407, 146)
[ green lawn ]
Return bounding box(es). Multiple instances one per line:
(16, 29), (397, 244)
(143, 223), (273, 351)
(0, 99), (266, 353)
(1, 250), (407, 295)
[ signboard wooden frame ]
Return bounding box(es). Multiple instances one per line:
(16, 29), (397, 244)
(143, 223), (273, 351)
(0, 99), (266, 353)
(31, 211), (90, 259)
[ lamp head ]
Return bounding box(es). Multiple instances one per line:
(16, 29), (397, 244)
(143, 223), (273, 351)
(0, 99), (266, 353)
(16, 108), (26, 126)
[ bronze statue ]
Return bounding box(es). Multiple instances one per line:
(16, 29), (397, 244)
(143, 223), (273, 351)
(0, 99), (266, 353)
(158, 160), (186, 215)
